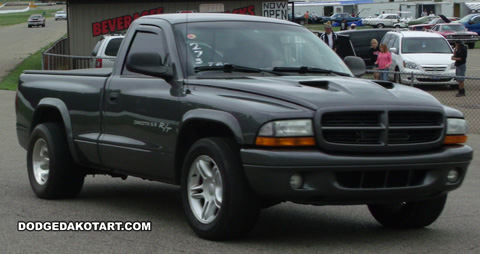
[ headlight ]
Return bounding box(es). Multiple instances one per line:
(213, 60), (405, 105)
(444, 118), (468, 144)
(403, 61), (418, 69)
(256, 119), (315, 146)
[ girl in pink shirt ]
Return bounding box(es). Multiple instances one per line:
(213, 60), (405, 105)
(375, 44), (392, 81)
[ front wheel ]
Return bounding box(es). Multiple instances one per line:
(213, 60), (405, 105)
(377, 23), (385, 29)
(368, 194), (447, 228)
(27, 123), (84, 199)
(181, 138), (260, 240)
(467, 43), (475, 49)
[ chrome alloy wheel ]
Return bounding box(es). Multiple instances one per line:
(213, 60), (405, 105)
(187, 155), (223, 224)
(32, 138), (50, 185)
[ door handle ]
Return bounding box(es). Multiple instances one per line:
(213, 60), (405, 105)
(108, 92), (119, 104)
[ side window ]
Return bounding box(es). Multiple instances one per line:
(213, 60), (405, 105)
(381, 34), (392, 46)
(386, 35), (396, 48)
(104, 38), (123, 57)
(392, 36), (399, 50)
(473, 16), (480, 23)
(122, 30), (167, 75)
(350, 32), (373, 48)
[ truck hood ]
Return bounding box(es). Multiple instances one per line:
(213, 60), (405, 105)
(401, 53), (454, 66)
(188, 76), (443, 110)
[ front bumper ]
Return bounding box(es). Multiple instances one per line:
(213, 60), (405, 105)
(400, 69), (457, 85)
(241, 145), (472, 205)
(447, 38), (478, 44)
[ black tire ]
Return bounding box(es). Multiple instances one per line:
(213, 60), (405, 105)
(368, 194), (447, 228)
(377, 23), (385, 29)
(28, 25), (31, 28)
(300, 20), (305, 25)
(468, 43), (475, 49)
(27, 123), (84, 199)
(181, 137), (260, 240)
(42, 24), (45, 27)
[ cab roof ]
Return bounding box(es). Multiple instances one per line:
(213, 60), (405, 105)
(137, 13), (299, 26)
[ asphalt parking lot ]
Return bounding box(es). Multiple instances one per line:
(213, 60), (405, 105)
(0, 88), (479, 253)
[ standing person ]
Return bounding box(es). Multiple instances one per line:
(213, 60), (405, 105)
(319, 24), (338, 52)
(429, 11), (435, 16)
(421, 9), (428, 17)
(304, 11), (309, 24)
(369, 39), (380, 79)
(340, 19), (348, 30)
(452, 40), (467, 97)
(375, 43), (392, 81)
(311, 12), (318, 24)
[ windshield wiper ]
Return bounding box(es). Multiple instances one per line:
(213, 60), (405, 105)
(194, 64), (285, 76)
(272, 66), (351, 77)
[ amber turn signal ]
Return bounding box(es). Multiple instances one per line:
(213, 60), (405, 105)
(255, 137), (316, 147)
(444, 135), (468, 144)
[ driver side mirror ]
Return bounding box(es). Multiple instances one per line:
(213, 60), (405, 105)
(126, 52), (173, 79)
(344, 56), (366, 77)
(468, 21), (474, 25)
(390, 48), (398, 54)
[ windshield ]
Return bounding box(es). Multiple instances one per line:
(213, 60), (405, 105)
(174, 21), (352, 77)
(57, 11), (65, 14)
(440, 25), (466, 32)
(377, 14), (386, 19)
(459, 14), (474, 23)
(402, 38), (452, 54)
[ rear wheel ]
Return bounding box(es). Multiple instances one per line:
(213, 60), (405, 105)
(368, 194), (447, 228)
(27, 123), (84, 199)
(181, 137), (260, 240)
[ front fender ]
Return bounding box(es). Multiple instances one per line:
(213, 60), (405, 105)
(180, 109), (244, 144)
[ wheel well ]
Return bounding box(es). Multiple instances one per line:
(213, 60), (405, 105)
(31, 107), (64, 133)
(174, 120), (237, 184)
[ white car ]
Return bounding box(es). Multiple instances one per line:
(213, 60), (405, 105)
(55, 11), (67, 20)
(362, 14), (405, 28)
(380, 31), (456, 86)
(91, 35), (124, 68)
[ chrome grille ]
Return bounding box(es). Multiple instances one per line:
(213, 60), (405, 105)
(422, 66), (447, 72)
(317, 109), (445, 152)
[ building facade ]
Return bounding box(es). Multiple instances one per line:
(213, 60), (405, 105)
(66, 0), (288, 55)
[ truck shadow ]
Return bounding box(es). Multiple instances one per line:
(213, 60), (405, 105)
(73, 176), (453, 246)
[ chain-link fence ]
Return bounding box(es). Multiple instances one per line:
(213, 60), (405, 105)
(363, 70), (480, 134)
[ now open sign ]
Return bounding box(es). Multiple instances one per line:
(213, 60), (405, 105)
(262, 2), (288, 20)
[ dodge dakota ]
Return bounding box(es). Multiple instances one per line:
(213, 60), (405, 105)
(16, 13), (472, 240)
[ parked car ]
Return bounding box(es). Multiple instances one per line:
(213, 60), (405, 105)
(409, 16), (457, 31)
(431, 23), (478, 49)
(91, 34), (124, 68)
(55, 11), (67, 20)
(336, 28), (395, 67)
(393, 16), (439, 28)
(27, 14), (45, 28)
(16, 13), (472, 241)
(380, 30), (456, 86)
(458, 14), (480, 35)
(321, 13), (361, 24)
(288, 12), (307, 25)
(362, 14), (404, 28)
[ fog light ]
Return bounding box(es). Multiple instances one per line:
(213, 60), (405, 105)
(290, 174), (303, 189)
(447, 169), (459, 183)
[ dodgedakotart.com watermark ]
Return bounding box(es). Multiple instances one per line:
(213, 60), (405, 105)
(18, 221), (152, 232)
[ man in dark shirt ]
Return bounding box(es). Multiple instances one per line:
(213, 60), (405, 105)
(451, 40), (467, 97)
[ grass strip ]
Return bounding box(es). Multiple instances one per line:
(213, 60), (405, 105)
(0, 8), (61, 26)
(0, 41), (56, 90)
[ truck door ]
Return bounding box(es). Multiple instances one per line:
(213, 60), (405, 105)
(100, 26), (179, 181)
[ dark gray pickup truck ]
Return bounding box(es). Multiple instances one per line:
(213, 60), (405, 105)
(16, 14), (472, 240)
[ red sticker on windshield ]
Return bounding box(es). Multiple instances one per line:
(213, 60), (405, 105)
(187, 34), (196, 39)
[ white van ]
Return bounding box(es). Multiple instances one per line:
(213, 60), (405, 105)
(381, 30), (456, 86)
